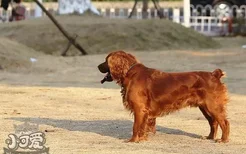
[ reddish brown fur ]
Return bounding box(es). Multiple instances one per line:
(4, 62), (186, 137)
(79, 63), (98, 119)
(99, 51), (230, 143)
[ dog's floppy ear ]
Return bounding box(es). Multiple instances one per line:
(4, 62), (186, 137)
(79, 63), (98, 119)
(107, 51), (138, 83)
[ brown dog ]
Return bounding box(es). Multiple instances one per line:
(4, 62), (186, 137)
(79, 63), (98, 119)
(98, 51), (230, 143)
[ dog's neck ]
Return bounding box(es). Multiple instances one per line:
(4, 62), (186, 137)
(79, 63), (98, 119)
(117, 63), (139, 86)
(127, 63), (138, 75)
(119, 62), (138, 90)
(119, 63), (139, 112)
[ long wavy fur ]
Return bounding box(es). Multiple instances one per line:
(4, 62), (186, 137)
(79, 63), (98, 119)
(107, 51), (139, 85)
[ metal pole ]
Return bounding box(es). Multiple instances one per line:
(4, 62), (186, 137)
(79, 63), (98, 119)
(33, 0), (87, 55)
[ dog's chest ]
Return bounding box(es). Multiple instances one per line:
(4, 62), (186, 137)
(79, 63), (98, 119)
(120, 86), (133, 111)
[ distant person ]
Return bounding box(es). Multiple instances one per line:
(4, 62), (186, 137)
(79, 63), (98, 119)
(9, 0), (26, 22)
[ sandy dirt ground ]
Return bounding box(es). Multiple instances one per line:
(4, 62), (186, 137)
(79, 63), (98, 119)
(1, 48), (246, 154)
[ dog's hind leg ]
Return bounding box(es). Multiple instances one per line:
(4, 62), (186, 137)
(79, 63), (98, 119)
(199, 106), (218, 140)
(206, 102), (230, 143)
(213, 116), (230, 143)
(213, 113), (230, 143)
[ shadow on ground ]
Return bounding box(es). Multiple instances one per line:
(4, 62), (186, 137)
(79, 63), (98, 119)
(9, 117), (201, 140)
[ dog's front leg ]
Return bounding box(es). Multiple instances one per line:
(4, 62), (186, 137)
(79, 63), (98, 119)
(147, 118), (156, 134)
(127, 109), (149, 142)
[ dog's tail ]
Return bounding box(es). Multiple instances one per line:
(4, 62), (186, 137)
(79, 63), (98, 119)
(212, 69), (226, 79)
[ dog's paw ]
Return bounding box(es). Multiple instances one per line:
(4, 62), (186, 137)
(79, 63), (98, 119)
(215, 139), (229, 143)
(124, 137), (140, 143)
(139, 136), (148, 141)
(201, 136), (215, 140)
(201, 136), (209, 140)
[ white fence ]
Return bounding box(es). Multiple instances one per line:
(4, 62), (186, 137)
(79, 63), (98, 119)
(0, 4), (246, 36)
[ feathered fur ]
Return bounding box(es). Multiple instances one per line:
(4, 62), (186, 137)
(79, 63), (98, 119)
(98, 51), (230, 143)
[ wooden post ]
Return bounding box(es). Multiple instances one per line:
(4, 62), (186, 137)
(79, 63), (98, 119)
(128, 0), (138, 18)
(33, 0), (87, 55)
(173, 8), (180, 23)
(128, 0), (163, 19)
(142, 0), (148, 19)
(61, 35), (78, 56)
(151, 0), (164, 19)
(34, 0), (42, 17)
(184, 0), (191, 27)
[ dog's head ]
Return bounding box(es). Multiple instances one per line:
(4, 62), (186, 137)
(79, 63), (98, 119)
(98, 51), (139, 84)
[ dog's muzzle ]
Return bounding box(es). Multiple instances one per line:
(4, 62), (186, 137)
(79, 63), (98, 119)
(98, 62), (113, 84)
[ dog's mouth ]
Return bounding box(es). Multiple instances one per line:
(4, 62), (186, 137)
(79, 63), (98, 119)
(101, 71), (113, 84)
(98, 62), (113, 84)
